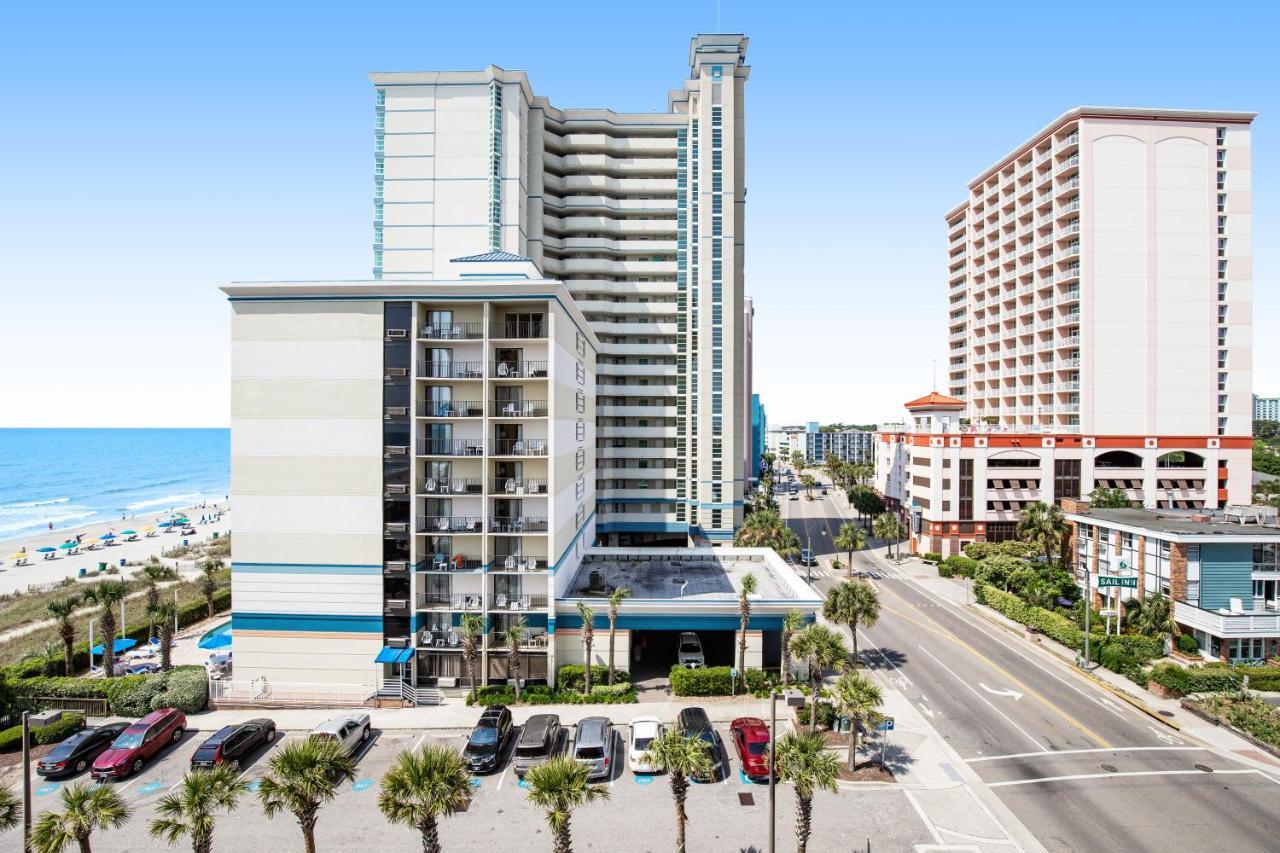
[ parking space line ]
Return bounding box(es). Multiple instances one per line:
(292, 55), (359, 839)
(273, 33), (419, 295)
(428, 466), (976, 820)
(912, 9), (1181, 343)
(411, 732), (428, 752)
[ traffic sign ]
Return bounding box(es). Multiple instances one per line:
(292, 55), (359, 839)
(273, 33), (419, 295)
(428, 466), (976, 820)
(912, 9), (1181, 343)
(876, 717), (895, 732)
(1098, 575), (1137, 588)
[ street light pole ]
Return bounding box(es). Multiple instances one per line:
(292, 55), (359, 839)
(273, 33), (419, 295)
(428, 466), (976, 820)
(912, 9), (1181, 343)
(806, 535), (812, 584)
(769, 691), (777, 853)
(88, 618), (96, 673)
(22, 711), (31, 853)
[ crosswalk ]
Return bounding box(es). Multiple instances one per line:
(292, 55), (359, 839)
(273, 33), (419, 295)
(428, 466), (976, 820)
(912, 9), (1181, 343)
(801, 565), (900, 581)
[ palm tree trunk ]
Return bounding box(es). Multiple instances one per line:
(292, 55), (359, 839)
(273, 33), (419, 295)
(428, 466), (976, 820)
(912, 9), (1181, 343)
(301, 814), (318, 853)
(195, 828), (213, 853)
(850, 618), (860, 668)
(77, 833), (92, 853)
(795, 794), (813, 853)
(62, 630), (74, 677)
(848, 726), (857, 771)
(583, 641), (593, 695)
(608, 619), (616, 686)
(554, 818), (573, 853)
(420, 816), (441, 853)
(810, 672), (821, 734)
(737, 615), (747, 689)
(101, 612), (116, 678)
(673, 776), (689, 853)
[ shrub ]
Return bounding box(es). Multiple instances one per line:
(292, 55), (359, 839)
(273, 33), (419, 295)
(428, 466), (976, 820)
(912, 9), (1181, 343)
(556, 665), (628, 693)
(14, 666), (207, 715)
(1238, 668), (1280, 692)
(668, 666), (768, 697)
(1177, 634), (1200, 655)
(795, 701), (836, 729)
(921, 553), (941, 564)
(466, 684), (637, 706)
(937, 563), (955, 578)
(1100, 644), (1145, 683)
(1149, 663), (1243, 696)
(963, 542), (995, 560)
(0, 712), (84, 753)
(1199, 694), (1280, 747)
(940, 556), (977, 579)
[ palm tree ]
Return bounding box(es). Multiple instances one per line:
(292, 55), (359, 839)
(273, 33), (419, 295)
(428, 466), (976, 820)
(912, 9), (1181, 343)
(736, 573), (757, 690)
(733, 509), (800, 558)
(789, 624), (848, 733)
(257, 737), (357, 853)
(153, 600), (177, 671)
(799, 473), (816, 498)
(1136, 593), (1174, 643)
(0, 785), (19, 832)
(523, 755), (610, 853)
(577, 602), (596, 695)
(46, 595), (80, 676)
(832, 523), (866, 579)
(149, 765), (247, 853)
(505, 614), (528, 702)
(1088, 486), (1132, 509)
(138, 560), (176, 640)
(199, 559), (223, 619)
(81, 580), (128, 678)
(1017, 501), (1067, 568)
(780, 609), (806, 688)
(459, 613), (485, 702)
(774, 731), (839, 853)
(605, 587), (631, 686)
(378, 744), (473, 853)
(790, 451), (804, 472)
(872, 512), (907, 559)
(822, 580), (880, 668)
(640, 730), (712, 853)
(828, 672), (883, 772)
(31, 781), (131, 853)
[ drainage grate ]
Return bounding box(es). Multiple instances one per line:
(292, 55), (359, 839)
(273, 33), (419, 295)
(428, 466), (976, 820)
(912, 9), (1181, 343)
(1100, 764), (1118, 773)
(738, 792), (755, 806)
(1194, 764), (1214, 773)
(1158, 710), (1175, 717)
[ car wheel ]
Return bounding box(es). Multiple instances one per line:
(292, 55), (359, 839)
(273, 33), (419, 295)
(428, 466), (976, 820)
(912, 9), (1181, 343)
(230, 759), (240, 771)
(74, 759), (87, 774)
(266, 728), (276, 742)
(361, 726), (370, 742)
(172, 727), (184, 743)
(131, 758), (143, 776)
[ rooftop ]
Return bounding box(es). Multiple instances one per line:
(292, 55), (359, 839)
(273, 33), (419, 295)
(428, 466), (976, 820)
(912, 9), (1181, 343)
(904, 391), (965, 411)
(1067, 506), (1280, 539)
(562, 547), (817, 604)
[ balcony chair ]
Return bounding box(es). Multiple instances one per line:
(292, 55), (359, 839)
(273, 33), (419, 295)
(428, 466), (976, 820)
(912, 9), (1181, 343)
(496, 593), (508, 609)
(425, 478), (438, 493)
(504, 555), (516, 570)
(505, 478), (516, 493)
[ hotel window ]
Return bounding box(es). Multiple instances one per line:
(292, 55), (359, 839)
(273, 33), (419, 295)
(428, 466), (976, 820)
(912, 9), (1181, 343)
(1218, 238), (1228, 257)
(1218, 193), (1227, 212)
(576, 449), (585, 471)
(576, 391), (586, 413)
(576, 361), (586, 384)
(575, 477), (585, 501)
(1217, 126), (1226, 146)
(1217, 171), (1226, 190)
(575, 419), (585, 442)
(1219, 282), (1228, 301)
(1218, 216), (1227, 235)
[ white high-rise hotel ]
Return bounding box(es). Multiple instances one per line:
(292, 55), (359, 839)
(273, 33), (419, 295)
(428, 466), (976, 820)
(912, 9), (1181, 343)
(372, 34), (749, 545)
(879, 107), (1256, 557)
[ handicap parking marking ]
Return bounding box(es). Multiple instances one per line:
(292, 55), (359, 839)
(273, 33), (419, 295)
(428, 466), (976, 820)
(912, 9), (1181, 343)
(137, 779), (165, 796)
(739, 769), (752, 785)
(245, 778), (262, 793)
(35, 782), (61, 797)
(633, 774), (654, 786)
(515, 777), (527, 789)
(351, 778), (375, 793)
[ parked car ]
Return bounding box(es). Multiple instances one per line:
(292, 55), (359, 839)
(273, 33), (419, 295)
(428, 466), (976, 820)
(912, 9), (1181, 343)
(191, 718), (276, 771)
(512, 713), (562, 778)
(677, 632), (705, 669)
(309, 713), (371, 757)
(37, 722), (129, 778)
(789, 493), (799, 501)
(676, 707), (723, 782)
(627, 716), (665, 774)
(572, 716), (615, 781)
(91, 708), (186, 781)
(799, 549), (817, 566)
(463, 705), (513, 773)
(730, 717), (773, 782)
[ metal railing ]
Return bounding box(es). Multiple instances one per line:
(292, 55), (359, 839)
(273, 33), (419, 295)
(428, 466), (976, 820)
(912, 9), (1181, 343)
(419, 322), (483, 340)
(415, 555), (483, 572)
(491, 361), (549, 379)
(419, 477), (483, 495)
(418, 401), (484, 417)
(490, 594), (549, 610)
(208, 678), (371, 708)
(417, 360), (485, 379)
(418, 594), (486, 612)
(418, 516), (484, 533)
(489, 517), (549, 533)
(490, 321), (548, 339)
(417, 439), (485, 456)
(490, 400), (549, 417)
(487, 631), (551, 649)
(491, 439), (548, 456)
(492, 555), (549, 571)
(492, 478), (548, 494)
(19, 696), (110, 717)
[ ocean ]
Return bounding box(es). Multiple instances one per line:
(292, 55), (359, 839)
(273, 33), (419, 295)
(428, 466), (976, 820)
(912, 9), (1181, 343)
(0, 429), (230, 542)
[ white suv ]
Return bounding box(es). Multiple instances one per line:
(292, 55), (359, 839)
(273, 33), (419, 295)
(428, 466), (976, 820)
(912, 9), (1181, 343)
(309, 713), (371, 757)
(677, 632), (705, 669)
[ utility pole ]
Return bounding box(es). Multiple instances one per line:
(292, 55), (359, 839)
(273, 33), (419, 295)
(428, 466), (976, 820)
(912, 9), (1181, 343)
(1082, 561), (1091, 668)
(806, 534), (812, 584)
(22, 711), (31, 853)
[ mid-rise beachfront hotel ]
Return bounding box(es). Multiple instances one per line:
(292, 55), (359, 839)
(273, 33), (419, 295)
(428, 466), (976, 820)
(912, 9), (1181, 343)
(222, 35), (821, 702)
(876, 108), (1257, 558)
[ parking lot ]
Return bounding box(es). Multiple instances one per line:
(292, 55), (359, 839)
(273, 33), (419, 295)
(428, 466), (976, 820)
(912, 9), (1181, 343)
(9, 717), (932, 852)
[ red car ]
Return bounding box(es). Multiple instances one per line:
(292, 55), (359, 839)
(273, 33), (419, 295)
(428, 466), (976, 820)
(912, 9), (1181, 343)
(91, 708), (186, 781)
(730, 717), (773, 782)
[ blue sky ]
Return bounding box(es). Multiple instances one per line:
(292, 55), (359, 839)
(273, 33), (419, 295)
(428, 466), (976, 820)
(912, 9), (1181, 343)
(0, 1), (1275, 427)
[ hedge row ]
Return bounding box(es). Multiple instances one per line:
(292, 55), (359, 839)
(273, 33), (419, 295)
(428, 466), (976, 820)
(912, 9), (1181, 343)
(555, 665), (629, 693)
(16, 666), (209, 716)
(0, 712), (85, 753)
(467, 683), (638, 707)
(1148, 663), (1245, 696)
(668, 666), (769, 697)
(795, 701), (836, 729)
(4, 588), (231, 681)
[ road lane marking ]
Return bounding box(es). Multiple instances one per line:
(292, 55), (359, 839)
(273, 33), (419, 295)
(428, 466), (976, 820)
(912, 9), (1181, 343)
(980, 683), (1024, 701)
(967, 746), (1207, 763)
(875, 590), (1112, 748)
(987, 768), (1262, 788)
(917, 701), (935, 718)
(917, 646), (1048, 753)
(902, 789), (944, 846)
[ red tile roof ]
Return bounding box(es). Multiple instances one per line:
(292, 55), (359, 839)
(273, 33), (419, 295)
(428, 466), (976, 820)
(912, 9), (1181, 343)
(904, 391), (965, 410)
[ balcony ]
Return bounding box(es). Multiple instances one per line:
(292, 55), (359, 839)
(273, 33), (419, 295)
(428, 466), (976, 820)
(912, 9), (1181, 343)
(489, 516), (549, 534)
(489, 321), (548, 340)
(418, 594), (485, 612)
(418, 400), (484, 418)
(491, 400), (549, 418)
(491, 438), (548, 457)
(1175, 600), (1280, 637)
(492, 477), (548, 495)
(418, 516), (484, 534)
(419, 477), (483, 495)
(383, 561), (409, 578)
(490, 593), (550, 611)
(419, 322), (483, 340)
(384, 598), (411, 617)
(488, 630), (551, 649)
(491, 361), (549, 379)
(492, 554), (550, 572)
(414, 555), (483, 572)
(418, 361), (485, 379)
(417, 439), (485, 457)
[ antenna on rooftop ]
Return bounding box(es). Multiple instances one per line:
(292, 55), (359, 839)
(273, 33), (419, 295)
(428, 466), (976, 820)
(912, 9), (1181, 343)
(932, 359), (937, 391)
(716, 0), (721, 31)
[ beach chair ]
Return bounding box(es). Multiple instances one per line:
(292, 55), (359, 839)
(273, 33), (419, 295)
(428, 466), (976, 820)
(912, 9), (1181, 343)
(495, 594), (507, 610)
(503, 402), (517, 417)
(452, 479), (464, 494)
(425, 478), (437, 493)
(497, 362), (509, 378)
(504, 555), (516, 570)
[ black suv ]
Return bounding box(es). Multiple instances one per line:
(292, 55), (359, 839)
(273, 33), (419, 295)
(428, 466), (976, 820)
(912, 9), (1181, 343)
(190, 718), (276, 771)
(463, 705), (513, 773)
(676, 707), (724, 782)
(37, 723), (129, 778)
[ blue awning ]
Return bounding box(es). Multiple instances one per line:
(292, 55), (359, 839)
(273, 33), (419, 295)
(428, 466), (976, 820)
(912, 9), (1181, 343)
(375, 646), (413, 664)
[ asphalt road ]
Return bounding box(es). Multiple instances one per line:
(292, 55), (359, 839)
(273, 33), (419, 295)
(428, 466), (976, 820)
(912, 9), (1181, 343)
(779, 472), (1280, 853)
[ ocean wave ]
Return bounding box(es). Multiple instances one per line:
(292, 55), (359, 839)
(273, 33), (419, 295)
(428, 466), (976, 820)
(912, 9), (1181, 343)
(100, 478), (186, 496)
(124, 493), (205, 512)
(0, 496), (70, 510)
(0, 508), (97, 537)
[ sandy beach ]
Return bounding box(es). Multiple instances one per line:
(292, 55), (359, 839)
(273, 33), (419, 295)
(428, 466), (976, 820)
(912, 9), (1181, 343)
(0, 501), (231, 596)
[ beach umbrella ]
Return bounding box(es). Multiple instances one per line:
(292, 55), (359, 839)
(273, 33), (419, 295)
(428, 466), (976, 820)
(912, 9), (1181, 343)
(36, 546), (56, 553)
(141, 526), (154, 532)
(99, 533), (116, 541)
(90, 638), (139, 655)
(158, 522), (174, 528)
(198, 632), (233, 650)
(9, 552), (26, 560)
(58, 542), (76, 550)
(120, 530), (136, 536)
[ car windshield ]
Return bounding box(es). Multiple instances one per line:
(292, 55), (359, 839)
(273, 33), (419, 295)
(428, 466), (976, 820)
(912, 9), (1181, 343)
(633, 736), (653, 751)
(515, 745), (544, 758)
(680, 642), (700, 653)
(747, 742), (768, 756)
(112, 733), (144, 749)
(577, 747), (604, 759)
(470, 728), (498, 745)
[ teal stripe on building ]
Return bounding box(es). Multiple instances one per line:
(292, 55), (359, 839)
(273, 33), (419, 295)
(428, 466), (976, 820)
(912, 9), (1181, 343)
(232, 612), (383, 633)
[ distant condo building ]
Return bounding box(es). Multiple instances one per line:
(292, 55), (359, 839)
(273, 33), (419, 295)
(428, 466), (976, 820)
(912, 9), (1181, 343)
(1256, 395), (1280, 423)
(879, 107), (1256, 557)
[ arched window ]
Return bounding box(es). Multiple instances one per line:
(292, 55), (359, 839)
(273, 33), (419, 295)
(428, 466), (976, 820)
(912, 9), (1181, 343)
(1094, 450), (1143, 468)
(1156, 451), (1205, 468)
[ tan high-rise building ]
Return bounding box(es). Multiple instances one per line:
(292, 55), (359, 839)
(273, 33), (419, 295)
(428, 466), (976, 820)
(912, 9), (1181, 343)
(371, 34), (750, 544)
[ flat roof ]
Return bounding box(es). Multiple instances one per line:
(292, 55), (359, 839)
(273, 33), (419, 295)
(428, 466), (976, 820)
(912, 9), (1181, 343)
(1066, 507), (1280, 540)
(562, 547), (818, 605)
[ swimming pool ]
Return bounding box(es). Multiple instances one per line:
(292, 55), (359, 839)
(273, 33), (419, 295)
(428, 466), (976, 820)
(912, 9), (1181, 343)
(198, 620), (232, 649)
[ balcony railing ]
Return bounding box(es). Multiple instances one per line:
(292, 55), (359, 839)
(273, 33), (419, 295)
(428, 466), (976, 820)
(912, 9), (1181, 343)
(490, 321), (548, 340)
(418, 400), (484, 418)
(490, 594), (549, 611)
(418, 361), (485, 379)
(417, 439), (485, 456)
(491, 439), (548, 456)
(492, 555), (549, 571)
(420, 322), (483, 340)
(491, 361), (549, 379)
(419, 477), (483, 495)
(491, 400), (549, 417)
(418, 594), (485, 612)
(418, 516), (484, 534)
(487, 631), (551, 649)
(490, 517), (549, 533)
(1175, 600), (1280, 636)
(414, 555), (483, 572)
(492, 478), (549, 495)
